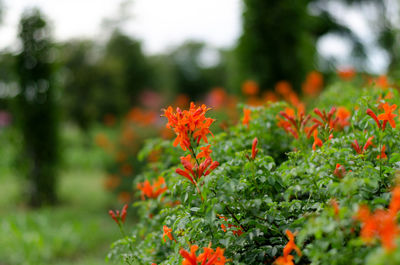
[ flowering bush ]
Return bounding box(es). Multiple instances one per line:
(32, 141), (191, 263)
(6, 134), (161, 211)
(107, 77), (400, 264)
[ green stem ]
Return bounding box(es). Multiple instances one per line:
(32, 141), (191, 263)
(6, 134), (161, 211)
(117, 223), (143, 265)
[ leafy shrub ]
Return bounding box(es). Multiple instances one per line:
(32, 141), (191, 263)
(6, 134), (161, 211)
(108, 78), (400, 264)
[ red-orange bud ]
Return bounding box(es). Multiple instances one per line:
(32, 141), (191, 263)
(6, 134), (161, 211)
(252, 138), (259, 160)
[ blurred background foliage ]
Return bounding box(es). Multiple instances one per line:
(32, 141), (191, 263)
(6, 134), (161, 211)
(0, 0), (400, 264)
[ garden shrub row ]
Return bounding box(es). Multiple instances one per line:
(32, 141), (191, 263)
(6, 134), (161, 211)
(108, 79), (400, 265)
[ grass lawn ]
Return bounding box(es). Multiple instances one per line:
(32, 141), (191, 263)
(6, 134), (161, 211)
(0, 125), (124, 265)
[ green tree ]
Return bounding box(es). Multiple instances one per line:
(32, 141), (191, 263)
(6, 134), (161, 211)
(59, 40), (99, 132)
(158, 41), (229, 100)
(237, 0), (315, 92)
(15, 9), (59, 207)
(102, 30), (151, 107)
(237, 0), (366, 92)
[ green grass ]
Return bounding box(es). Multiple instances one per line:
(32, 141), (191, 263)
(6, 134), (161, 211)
(0, 125), (124, 265)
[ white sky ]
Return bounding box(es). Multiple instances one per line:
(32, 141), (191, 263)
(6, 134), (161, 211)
(0, 0), (242, 53)
(0, 0), (388, 72)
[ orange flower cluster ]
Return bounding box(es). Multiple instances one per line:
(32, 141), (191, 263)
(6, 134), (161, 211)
(242, 108), (251, 128)
(136, 176), (167, 200)
(277, 105), (311, 139)
(373, 75), (390, 89)
(218, 215), (244, 236)
(275, 81), (301, 107)
(367, 103), (397, 130)
(312, 130), (323, 151)
(337, 68), (356, 81)
(163, 103), (220, 192)
(330, 199), (340, 217)
(333, 164), (346, 179)
(162, 225), (176, 243)
(176, 154), (219, 185)
(206, 88), (228, 109)
(180, 244), (227, 265)
(312, 107), (338, 132)
(335, 107), (351, 129)
(377, 145), (387, 159)
(378, 103), (397, 129)
(251, 137), (259, 160)
(126, 107), (157, 126)
(108, 204), (128, 225)
(351, 137), (374, 155)
(355, 187), (400, 251)
(163, 102), (215, 151)
(302, 71), (323, 97)
(242, 80), (259, 96)
(274, 230), (302, 265)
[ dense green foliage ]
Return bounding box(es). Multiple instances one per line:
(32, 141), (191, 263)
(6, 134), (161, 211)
(237, 0), (315, 92)
(15, 9), (60, 206)
(108, 79), (400, 264)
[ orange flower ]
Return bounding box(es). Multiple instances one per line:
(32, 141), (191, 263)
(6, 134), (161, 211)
(180, 243), (227, 265)
(218, 215), (244, 236)
(355, 187), (400, 251)
(335, 107), (351, 129)
(274, 255), (295, 265)
(278, 105), (310, 140)
(274, 230), (301, 265)
(275, 81), (294, 97)
(330, 199), (340, 217)
(108, 204), (128, 225)
(197, 244), (227, 265)
(125, 107), (156, 125)
(242, 108), (251, 128)
(377, 145), (387, 159)
(174, 94), (190, 108)
(333, 164), (346, 179)
(206, 88), (227, 109)
(263, 91), (279, 103)
(180, 245), (199, 265)
(283, 230), (302, 257)
(389, 186), (400, 215)
(366, 108), (381, 129)
(363, 136), (375, 152)
(241, 80), (259, 96)
(312, 107), (338, 131)
(176, 155), (219, 185)
(337, 67), (356, 80)
(162, 225), (176, 242)
(197, 145), (212, 159)
(251, 137), (259, 160)
(302, 71), (323, 97)
(312, 130), (323, 150)
(246, 96), (264, 107)
(162, 103), (215, 151)
(376, 75), (389, 89)
(137, 176), (167, 200)
(378, 103), (397, 129)
(352, 137), (374, 154)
